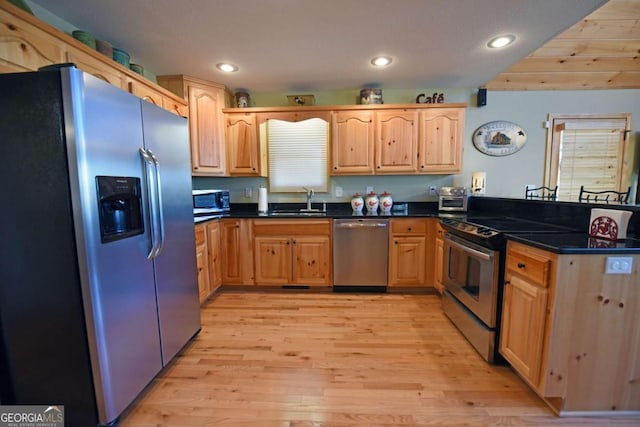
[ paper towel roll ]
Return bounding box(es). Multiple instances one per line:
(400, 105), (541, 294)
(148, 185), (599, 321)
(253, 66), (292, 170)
(258, 187), (268, 213)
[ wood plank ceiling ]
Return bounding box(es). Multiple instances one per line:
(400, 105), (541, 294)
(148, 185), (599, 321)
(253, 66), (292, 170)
(485, 0), (640, 90)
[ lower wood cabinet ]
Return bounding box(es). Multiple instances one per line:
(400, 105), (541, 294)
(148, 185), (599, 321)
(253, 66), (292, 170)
(433, 221), (445, 294)
(194, 223), (210, 304)
(220, 219), (254, 285)
(388, 218), (429, 287)
(500, 253), (549, 386)
(206, 220), (222, 293)
(499, 240), (640, 415)
(253, 219), (331, 286)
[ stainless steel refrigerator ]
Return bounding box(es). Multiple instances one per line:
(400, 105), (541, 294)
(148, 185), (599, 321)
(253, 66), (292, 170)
(0, 65), (201, 426)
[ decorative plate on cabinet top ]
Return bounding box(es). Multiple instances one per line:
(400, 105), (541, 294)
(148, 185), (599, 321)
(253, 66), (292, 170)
(472, 121), (527, 156)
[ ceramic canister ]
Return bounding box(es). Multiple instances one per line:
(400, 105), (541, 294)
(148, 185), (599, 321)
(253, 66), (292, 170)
(365, 192), (379, 214)
(350, 194), (364, 213)
(235, 92), (250, 108)
(360, 88), (383, 105)
(380, 192), (393, 213)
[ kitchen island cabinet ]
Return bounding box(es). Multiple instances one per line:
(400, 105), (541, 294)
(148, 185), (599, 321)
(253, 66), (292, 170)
(253, 219), (331, 287)
(500, 240), (640, 415)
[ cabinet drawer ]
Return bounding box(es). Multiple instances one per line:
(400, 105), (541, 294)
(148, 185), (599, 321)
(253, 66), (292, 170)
(253, 219), (331, 236)
(390, 219), (427, 234)
(195, 224), (206, 246)
(506, 244), (551, 287)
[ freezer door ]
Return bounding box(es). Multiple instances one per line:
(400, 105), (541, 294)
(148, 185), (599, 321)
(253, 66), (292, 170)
(63, 69), (163, 424)
(141, 101), (201, 364)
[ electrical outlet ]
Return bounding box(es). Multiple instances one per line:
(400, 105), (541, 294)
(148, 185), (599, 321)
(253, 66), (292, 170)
(244, 187), (252, 198)
(429, 186), (437, 195)
(335, 186), (343, 197)
(605, 256), (633, 274)
(366, 186), (374, 194)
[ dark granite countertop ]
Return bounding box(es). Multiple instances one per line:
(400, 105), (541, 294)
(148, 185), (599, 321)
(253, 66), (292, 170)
(505, 232), (640, 254)
(206, 202), (443, 219)
(194, 199), (640, 254)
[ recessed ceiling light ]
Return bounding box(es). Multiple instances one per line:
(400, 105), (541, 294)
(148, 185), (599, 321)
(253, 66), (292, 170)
(371, 56), (392, 67)
(216, 63), (238, 73)
(487, 35), (516, 49)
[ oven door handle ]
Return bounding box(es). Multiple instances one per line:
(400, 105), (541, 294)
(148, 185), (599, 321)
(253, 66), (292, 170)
(445, 235), (494, 261)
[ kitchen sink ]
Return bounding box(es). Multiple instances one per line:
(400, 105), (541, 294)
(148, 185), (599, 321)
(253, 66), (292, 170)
(269, 210), (326, 217)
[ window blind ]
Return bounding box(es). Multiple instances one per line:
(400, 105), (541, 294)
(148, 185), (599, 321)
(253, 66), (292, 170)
(267, 118), (328, 192)
(556, 120), (626, 201)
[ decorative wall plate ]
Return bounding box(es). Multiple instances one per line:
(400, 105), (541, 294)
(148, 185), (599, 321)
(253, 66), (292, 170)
(472, 121), (527, 156)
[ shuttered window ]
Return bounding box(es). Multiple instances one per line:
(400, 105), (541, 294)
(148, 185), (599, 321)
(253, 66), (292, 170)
(267, 118), (329, 193)
(545, 115), (631, 202)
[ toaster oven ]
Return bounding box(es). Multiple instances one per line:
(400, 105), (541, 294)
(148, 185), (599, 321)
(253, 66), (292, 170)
(438, 187), (468, 212)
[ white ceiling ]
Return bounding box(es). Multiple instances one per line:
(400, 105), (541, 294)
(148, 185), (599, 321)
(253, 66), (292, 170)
(30, 0), (607, 93)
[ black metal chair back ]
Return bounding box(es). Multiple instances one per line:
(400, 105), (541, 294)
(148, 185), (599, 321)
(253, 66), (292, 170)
(578, 186), (631, 204)
(525, 185), (558, 201)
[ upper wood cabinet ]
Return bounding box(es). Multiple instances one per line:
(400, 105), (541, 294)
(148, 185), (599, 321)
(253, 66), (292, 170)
(225, 104), (465, 176)
(129, 80), (188, 117)
(0, 2), (187, 115)
(158, 75), (230, 175)
(0, 7), (65, 73)
(66, 47), (127, 89)
(331, 110), (375, 174)
(375, 110), (418, 173)
(418, 108), (464, 173)
(226, 112), (266, 176)
(256, 110), (331, 124)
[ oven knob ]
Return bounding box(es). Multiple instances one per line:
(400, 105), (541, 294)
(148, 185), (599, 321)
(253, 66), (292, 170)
(477, 227), (492, 235)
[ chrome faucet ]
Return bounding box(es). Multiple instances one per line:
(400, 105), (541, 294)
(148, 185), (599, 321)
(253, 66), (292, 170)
(302, 187), (314, 210)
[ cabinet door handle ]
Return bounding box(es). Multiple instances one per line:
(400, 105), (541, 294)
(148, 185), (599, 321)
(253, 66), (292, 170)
(504, 280), (510, 285)
(517, 262), (526, 269)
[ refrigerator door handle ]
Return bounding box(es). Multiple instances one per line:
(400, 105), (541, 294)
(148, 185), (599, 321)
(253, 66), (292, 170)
(147, 149), (165, 257)
(139, 148), (160, 259)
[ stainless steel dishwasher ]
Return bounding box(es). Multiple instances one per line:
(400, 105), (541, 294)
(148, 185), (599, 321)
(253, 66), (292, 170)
(333, 218), (389, 291)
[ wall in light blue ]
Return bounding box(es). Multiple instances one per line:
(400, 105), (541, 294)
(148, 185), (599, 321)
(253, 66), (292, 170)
(195, 88), (639, 206)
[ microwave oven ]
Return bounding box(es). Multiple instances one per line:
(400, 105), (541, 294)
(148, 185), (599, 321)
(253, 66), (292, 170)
(438, 187), (468, 212)
(192, 189), (230, 215)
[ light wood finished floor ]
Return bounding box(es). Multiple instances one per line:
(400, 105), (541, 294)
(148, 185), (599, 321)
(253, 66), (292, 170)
(120, 292), (639, 426)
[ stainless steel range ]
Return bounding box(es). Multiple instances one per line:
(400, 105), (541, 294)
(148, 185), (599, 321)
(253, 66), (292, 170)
(439, 216), (575, 363)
